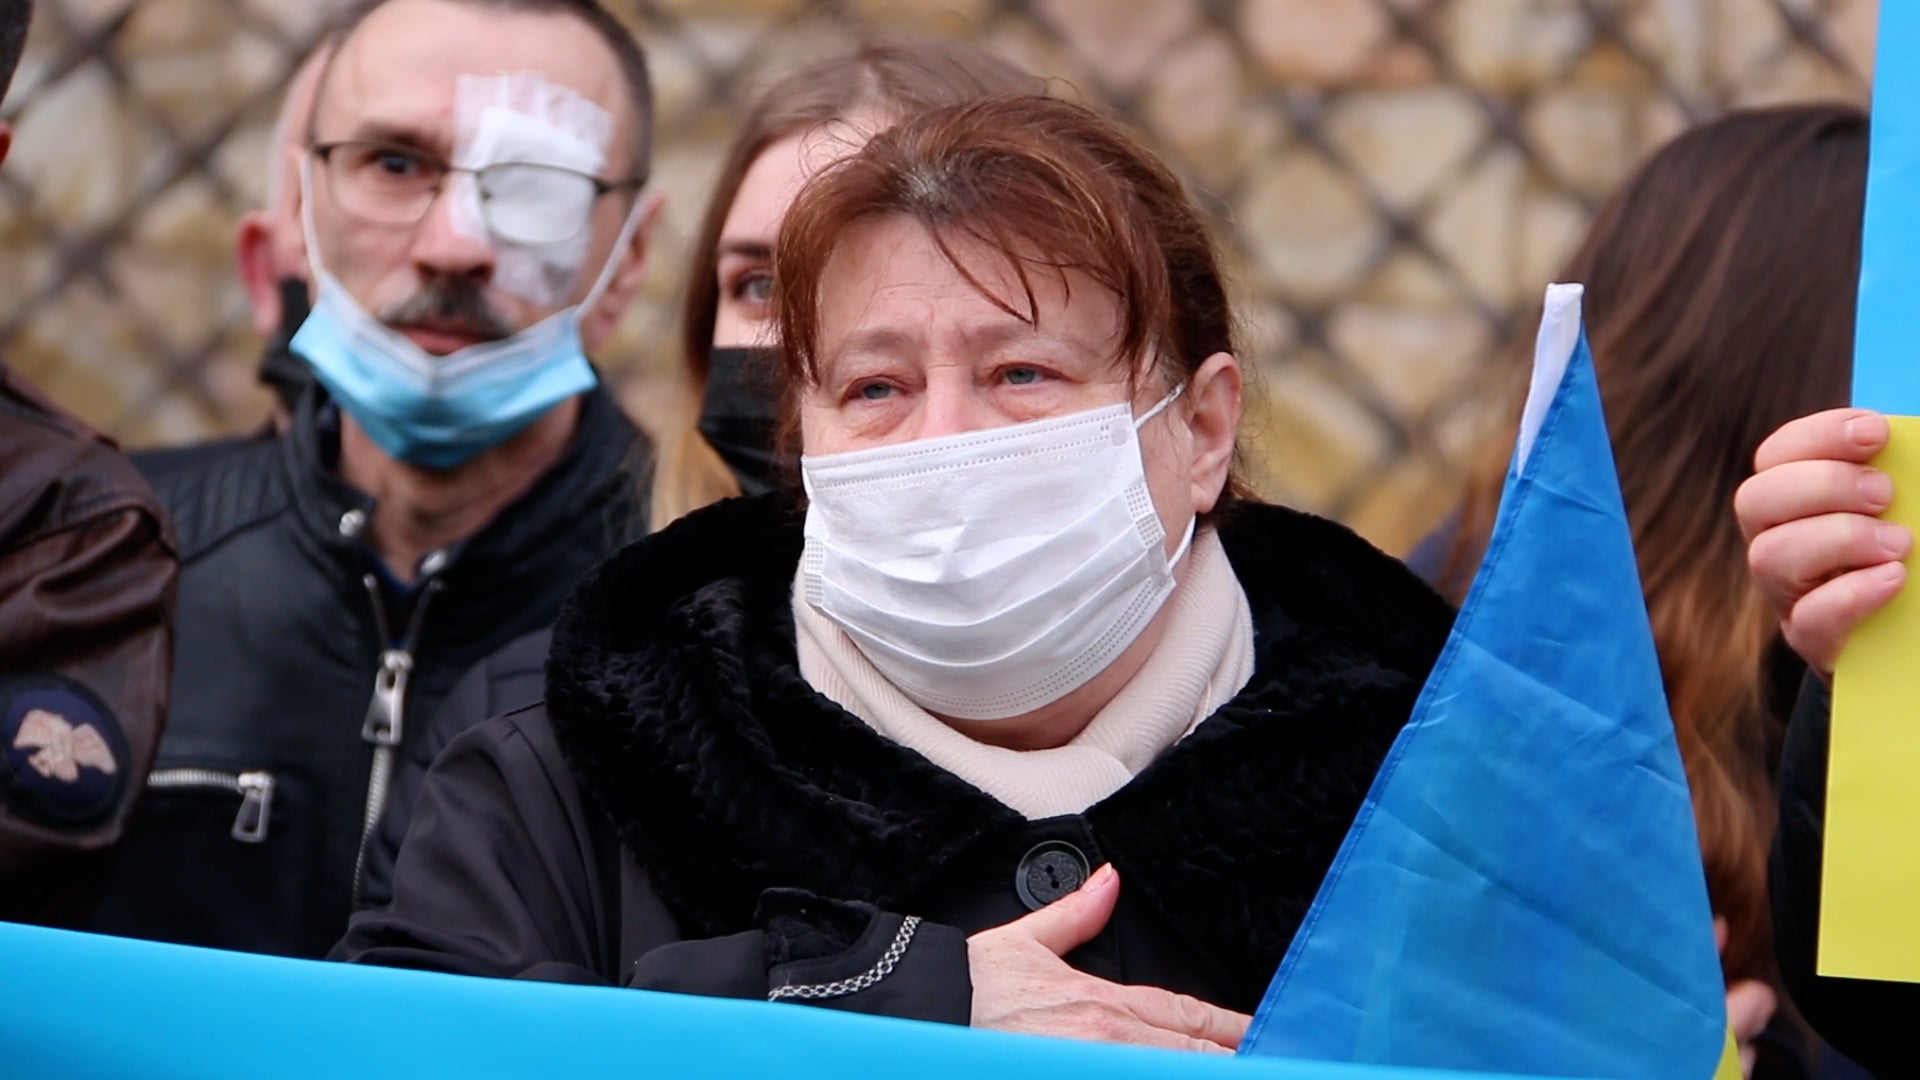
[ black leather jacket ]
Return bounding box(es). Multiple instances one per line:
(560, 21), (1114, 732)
(89, 386), (647, 958)
(357, 626), (550, 909)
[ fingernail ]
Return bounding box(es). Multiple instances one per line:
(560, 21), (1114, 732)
(1877, 523), (1911, 558)
(1875, 561), (1907, 587)
(1848, 414), (1886, 449)
(1086, 863), (1117, 890)
(1860, 471), (1895, 510)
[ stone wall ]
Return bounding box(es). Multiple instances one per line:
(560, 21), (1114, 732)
(0, 0), (1876, 554)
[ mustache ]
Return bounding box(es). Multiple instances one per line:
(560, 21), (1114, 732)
(377, 278), (514, 342)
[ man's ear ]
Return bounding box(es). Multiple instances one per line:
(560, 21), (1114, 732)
(581, 190), (666, 352)
(1185, 352), (1243, 514)
(234, 210), (283, 337)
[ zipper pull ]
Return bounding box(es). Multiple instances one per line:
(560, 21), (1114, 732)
(231, 771), (275, 843)
(361, 649), (412, 747)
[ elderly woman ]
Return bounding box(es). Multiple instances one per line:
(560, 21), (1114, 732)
(338, 94), (1453, 1052)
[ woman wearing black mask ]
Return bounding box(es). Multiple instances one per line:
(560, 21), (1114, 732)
(649, 36), (1043, 517)
(352, 36), (1044, 909)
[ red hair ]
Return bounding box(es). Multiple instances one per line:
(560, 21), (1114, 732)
(773, 93), (1249, 510)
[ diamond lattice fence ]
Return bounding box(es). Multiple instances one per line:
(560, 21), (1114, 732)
(0, 0), (1876, 553)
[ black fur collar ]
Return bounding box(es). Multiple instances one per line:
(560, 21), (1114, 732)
(547, 494), (1454, 1006)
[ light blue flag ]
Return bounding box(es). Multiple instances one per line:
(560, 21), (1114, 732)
(1852, 0), (1920, 416)
(1240, 284), (1727, 1078)
(0, 919), (1548, 1080)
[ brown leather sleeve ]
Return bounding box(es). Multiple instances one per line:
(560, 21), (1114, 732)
(0, 365), (178, 927)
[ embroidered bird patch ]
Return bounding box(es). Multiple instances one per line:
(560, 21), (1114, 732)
(0, 674), (130, 826)
(13, 708), (119, 783)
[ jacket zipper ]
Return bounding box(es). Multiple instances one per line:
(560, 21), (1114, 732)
(148, 768), (276, 843)
(351, 569), (444, 905)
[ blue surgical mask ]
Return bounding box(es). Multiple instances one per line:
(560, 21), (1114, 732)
(291, 163), (643, 470)
(292, 274), (599, 469)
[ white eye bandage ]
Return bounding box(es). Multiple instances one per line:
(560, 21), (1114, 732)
(449, 72), (616, 307)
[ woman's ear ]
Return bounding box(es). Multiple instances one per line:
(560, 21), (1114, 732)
(1185, 352), (1243, 514)
(582, 191), (666, 352)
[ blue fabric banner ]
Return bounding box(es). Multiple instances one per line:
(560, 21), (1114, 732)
(0, 920), (1559, 1079)
(1240, 285), (1726, 1078)
(1852, 0), (1920, 415)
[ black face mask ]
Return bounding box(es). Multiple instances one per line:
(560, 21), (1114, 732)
(698, 346), (783, 496)
(259, 277), (314, 416)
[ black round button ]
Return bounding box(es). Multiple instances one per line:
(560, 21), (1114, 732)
(1015, 840), (1091, 910)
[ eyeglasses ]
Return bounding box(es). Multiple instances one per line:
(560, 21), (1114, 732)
(311, 140), (646, 246)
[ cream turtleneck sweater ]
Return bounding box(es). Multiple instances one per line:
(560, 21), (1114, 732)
(794, 528), (1256, 819)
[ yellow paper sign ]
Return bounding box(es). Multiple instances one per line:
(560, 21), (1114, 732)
(1714, 1028), (1742, 1080)
(1821, 414), (1920, 981)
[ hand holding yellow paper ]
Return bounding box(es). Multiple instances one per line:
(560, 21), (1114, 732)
(1823, 416), (1920, 981)
(1816, 0), (1920, 985)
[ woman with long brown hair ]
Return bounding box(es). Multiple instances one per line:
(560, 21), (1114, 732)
(1434, 103), (1866, 1079)
(354, 36), (1043, 910)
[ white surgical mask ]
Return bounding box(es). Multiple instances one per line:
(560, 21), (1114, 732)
(800, 386), (1195, 721)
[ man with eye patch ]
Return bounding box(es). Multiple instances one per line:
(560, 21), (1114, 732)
(88, 0), (661, 960)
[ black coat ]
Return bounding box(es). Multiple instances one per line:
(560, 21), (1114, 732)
(89, 386), (647, 958)
(336, 494), (1455, 1020)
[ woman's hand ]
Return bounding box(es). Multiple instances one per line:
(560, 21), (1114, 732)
(1716, 919), (1778, 1078)
(1726, 979), (1777, 1077)
(1736, 408), (1912, 677)
(967, 863), (1251, 1053)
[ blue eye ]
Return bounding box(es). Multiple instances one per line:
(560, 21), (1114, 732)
(857, 383), (894, 401)
(1004, 367), (1041, 385)
(729, 270), (772, 304)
